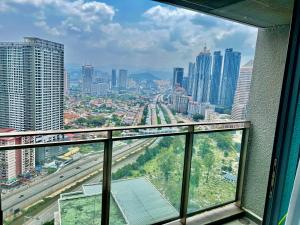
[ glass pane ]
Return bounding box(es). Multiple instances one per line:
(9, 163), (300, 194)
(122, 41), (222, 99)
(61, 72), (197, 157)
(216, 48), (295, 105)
(188, 130), (243, 213)
(110, 135), (185, 224)
(1, 142), (104, 225)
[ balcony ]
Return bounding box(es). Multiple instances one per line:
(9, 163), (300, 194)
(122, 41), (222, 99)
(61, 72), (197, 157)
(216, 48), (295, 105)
(0, 121), (255, 225)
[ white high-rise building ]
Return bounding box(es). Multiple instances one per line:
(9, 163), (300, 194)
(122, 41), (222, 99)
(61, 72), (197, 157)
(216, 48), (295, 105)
(231, 60), (253, 120)
(0, 37), (64, 169)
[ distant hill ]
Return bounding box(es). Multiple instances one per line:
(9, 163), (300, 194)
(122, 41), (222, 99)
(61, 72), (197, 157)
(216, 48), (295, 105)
(129, 72), (160, 81)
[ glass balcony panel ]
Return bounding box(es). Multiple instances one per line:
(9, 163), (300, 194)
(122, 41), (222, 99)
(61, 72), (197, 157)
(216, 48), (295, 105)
(187, 130), (243, 213)
(109, 135), (185, 224)
(1, 142), (104, 225)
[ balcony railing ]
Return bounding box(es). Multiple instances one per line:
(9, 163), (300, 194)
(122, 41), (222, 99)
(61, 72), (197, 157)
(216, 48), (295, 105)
(0, 120), (250, 225)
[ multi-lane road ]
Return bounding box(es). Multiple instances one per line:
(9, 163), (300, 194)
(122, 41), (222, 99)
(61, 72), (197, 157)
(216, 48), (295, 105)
(3, 138), (154, 219)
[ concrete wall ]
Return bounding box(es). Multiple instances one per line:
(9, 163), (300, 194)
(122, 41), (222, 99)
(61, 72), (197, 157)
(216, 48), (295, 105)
(242, 25), (290, 218)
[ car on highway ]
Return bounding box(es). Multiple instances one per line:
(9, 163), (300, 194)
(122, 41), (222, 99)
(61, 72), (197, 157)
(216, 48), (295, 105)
(19, 194), (24, 198)
(60, 175), (64, 178)
(76, 166), (80, 169)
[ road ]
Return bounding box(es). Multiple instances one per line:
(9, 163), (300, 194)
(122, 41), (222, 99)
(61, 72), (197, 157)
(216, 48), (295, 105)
(22, 138), (160, 225)
(2, 138), (153, 217)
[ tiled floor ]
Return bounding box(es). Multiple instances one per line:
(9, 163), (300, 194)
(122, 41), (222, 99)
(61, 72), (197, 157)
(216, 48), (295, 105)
(224, 217), (259, 225)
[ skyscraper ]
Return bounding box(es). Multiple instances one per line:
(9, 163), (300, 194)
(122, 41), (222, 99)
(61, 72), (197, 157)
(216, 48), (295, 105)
(82, 65), (94, 96)
(219, 48), (241, 109)
(64, 69), (69, 96)
(0, 37), (64, 132)
(118, 69), (128, 89)
(192, 47), (212, 103)
(111, 69), (117, 88)
(187, 62), (195, 96)
(231, 60), (253, 120)
(0, 37), (64, 169)
(172, 68), (184, 89)
(209, 51), (223, 105)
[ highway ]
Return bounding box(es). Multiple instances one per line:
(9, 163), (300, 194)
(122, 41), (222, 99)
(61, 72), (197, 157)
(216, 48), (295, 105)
(2, 138), (154, 217)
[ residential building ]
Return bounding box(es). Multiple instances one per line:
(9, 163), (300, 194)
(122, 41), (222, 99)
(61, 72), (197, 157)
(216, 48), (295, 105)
(82, 65), (94, 96)
(231, 60), (253, 120)
(0, 37), (64, 166)
(118, 69), (127, 90)
(219, 48), (241, 109)
(187, 62), (195, 96)
(92, 82), (110, 97)
(64, 69), (69, 96)
(0, 128), (20, 185)
(209, 51), (223, 105)
(192, 47), (212, 103)
(172, 67), (184, 89)
(111, 69), (117, 88)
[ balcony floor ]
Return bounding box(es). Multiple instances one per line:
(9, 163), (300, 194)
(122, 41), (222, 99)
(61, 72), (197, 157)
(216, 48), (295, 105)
(224, 217), (259, 225)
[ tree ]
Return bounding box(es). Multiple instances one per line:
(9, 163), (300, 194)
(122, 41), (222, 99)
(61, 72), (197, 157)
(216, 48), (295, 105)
(198, 138), (213, 158)
(203, 150), (215, 183)
(159, 152), (176, 181)
(192, 113), (204, 122)
(190, 160), (201, 187)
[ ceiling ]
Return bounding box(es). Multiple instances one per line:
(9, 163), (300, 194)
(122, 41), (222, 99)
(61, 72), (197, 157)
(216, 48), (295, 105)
(156, 0), (294, 27)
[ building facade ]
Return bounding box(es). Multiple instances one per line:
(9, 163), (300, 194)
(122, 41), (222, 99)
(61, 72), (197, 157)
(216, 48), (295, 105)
(231, 60), (253, 120)
(209, 51), (223, 105)
(219, 48), (241, 109)
(187, 62), (195, 96)
(118, 69), (128, 90)
(172, 67), (184, 89)
(82, 65), (94, 96)
(92, 82), (110, 97)
(0, 37), (64, 168)
(111, 69), (117, 89)
(192, 47), (212, 103)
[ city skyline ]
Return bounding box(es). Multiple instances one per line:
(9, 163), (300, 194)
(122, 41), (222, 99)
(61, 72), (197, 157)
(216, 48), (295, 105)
(0, 0), (257, 72)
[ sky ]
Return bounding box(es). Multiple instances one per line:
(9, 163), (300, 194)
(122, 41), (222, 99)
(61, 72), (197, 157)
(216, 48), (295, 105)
(0, 0), (258, 73)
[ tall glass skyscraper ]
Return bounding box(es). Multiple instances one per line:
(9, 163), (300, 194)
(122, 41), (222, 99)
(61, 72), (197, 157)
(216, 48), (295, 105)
(219, 48), (241, 109)
(172, 68), (184, 89)
(187, 62), (195, 96)
(82, 65), (94, 96)
(209, 51), (223, 105)
(118, 69), (128, 90)
(192, 47), (212, 103)
(111, 69), (117, 88)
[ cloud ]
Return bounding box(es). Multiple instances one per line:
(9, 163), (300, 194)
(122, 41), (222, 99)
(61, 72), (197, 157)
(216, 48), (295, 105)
(3, 0), (115, 33)
(0, 1), (257, 70)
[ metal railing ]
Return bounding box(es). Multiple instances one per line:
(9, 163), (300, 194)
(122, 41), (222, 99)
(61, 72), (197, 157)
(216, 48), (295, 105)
(0, 120), (250, 225)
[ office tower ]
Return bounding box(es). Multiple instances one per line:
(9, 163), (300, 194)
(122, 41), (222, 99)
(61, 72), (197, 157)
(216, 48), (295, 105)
(219, 48), (241, 109)
(172, 68), (184, 89)
(192, 46), (212, 103)
(182, 77), (189, 91)
(0, 37), (64, 169)
(231, 60), (253, 120)
(64, 69), (69, 96)
(82, 65), (94, 96)
(118, 69), (128, 89)
(187, 62), (195, 96)
(111, 69), (117, 88)
(209, 51), (223, 105)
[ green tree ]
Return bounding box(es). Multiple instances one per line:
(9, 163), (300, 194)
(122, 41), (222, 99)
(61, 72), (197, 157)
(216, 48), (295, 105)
(158, 152), (176, 181)
(192, 113), (204, 122)
(203, 150), (215, 183)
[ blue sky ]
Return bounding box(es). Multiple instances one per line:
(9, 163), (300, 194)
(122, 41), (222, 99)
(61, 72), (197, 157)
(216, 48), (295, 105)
(0, 0), (257, 73)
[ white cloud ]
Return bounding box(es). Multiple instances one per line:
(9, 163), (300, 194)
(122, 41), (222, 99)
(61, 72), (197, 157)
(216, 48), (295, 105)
(3, 0), (115, 33)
